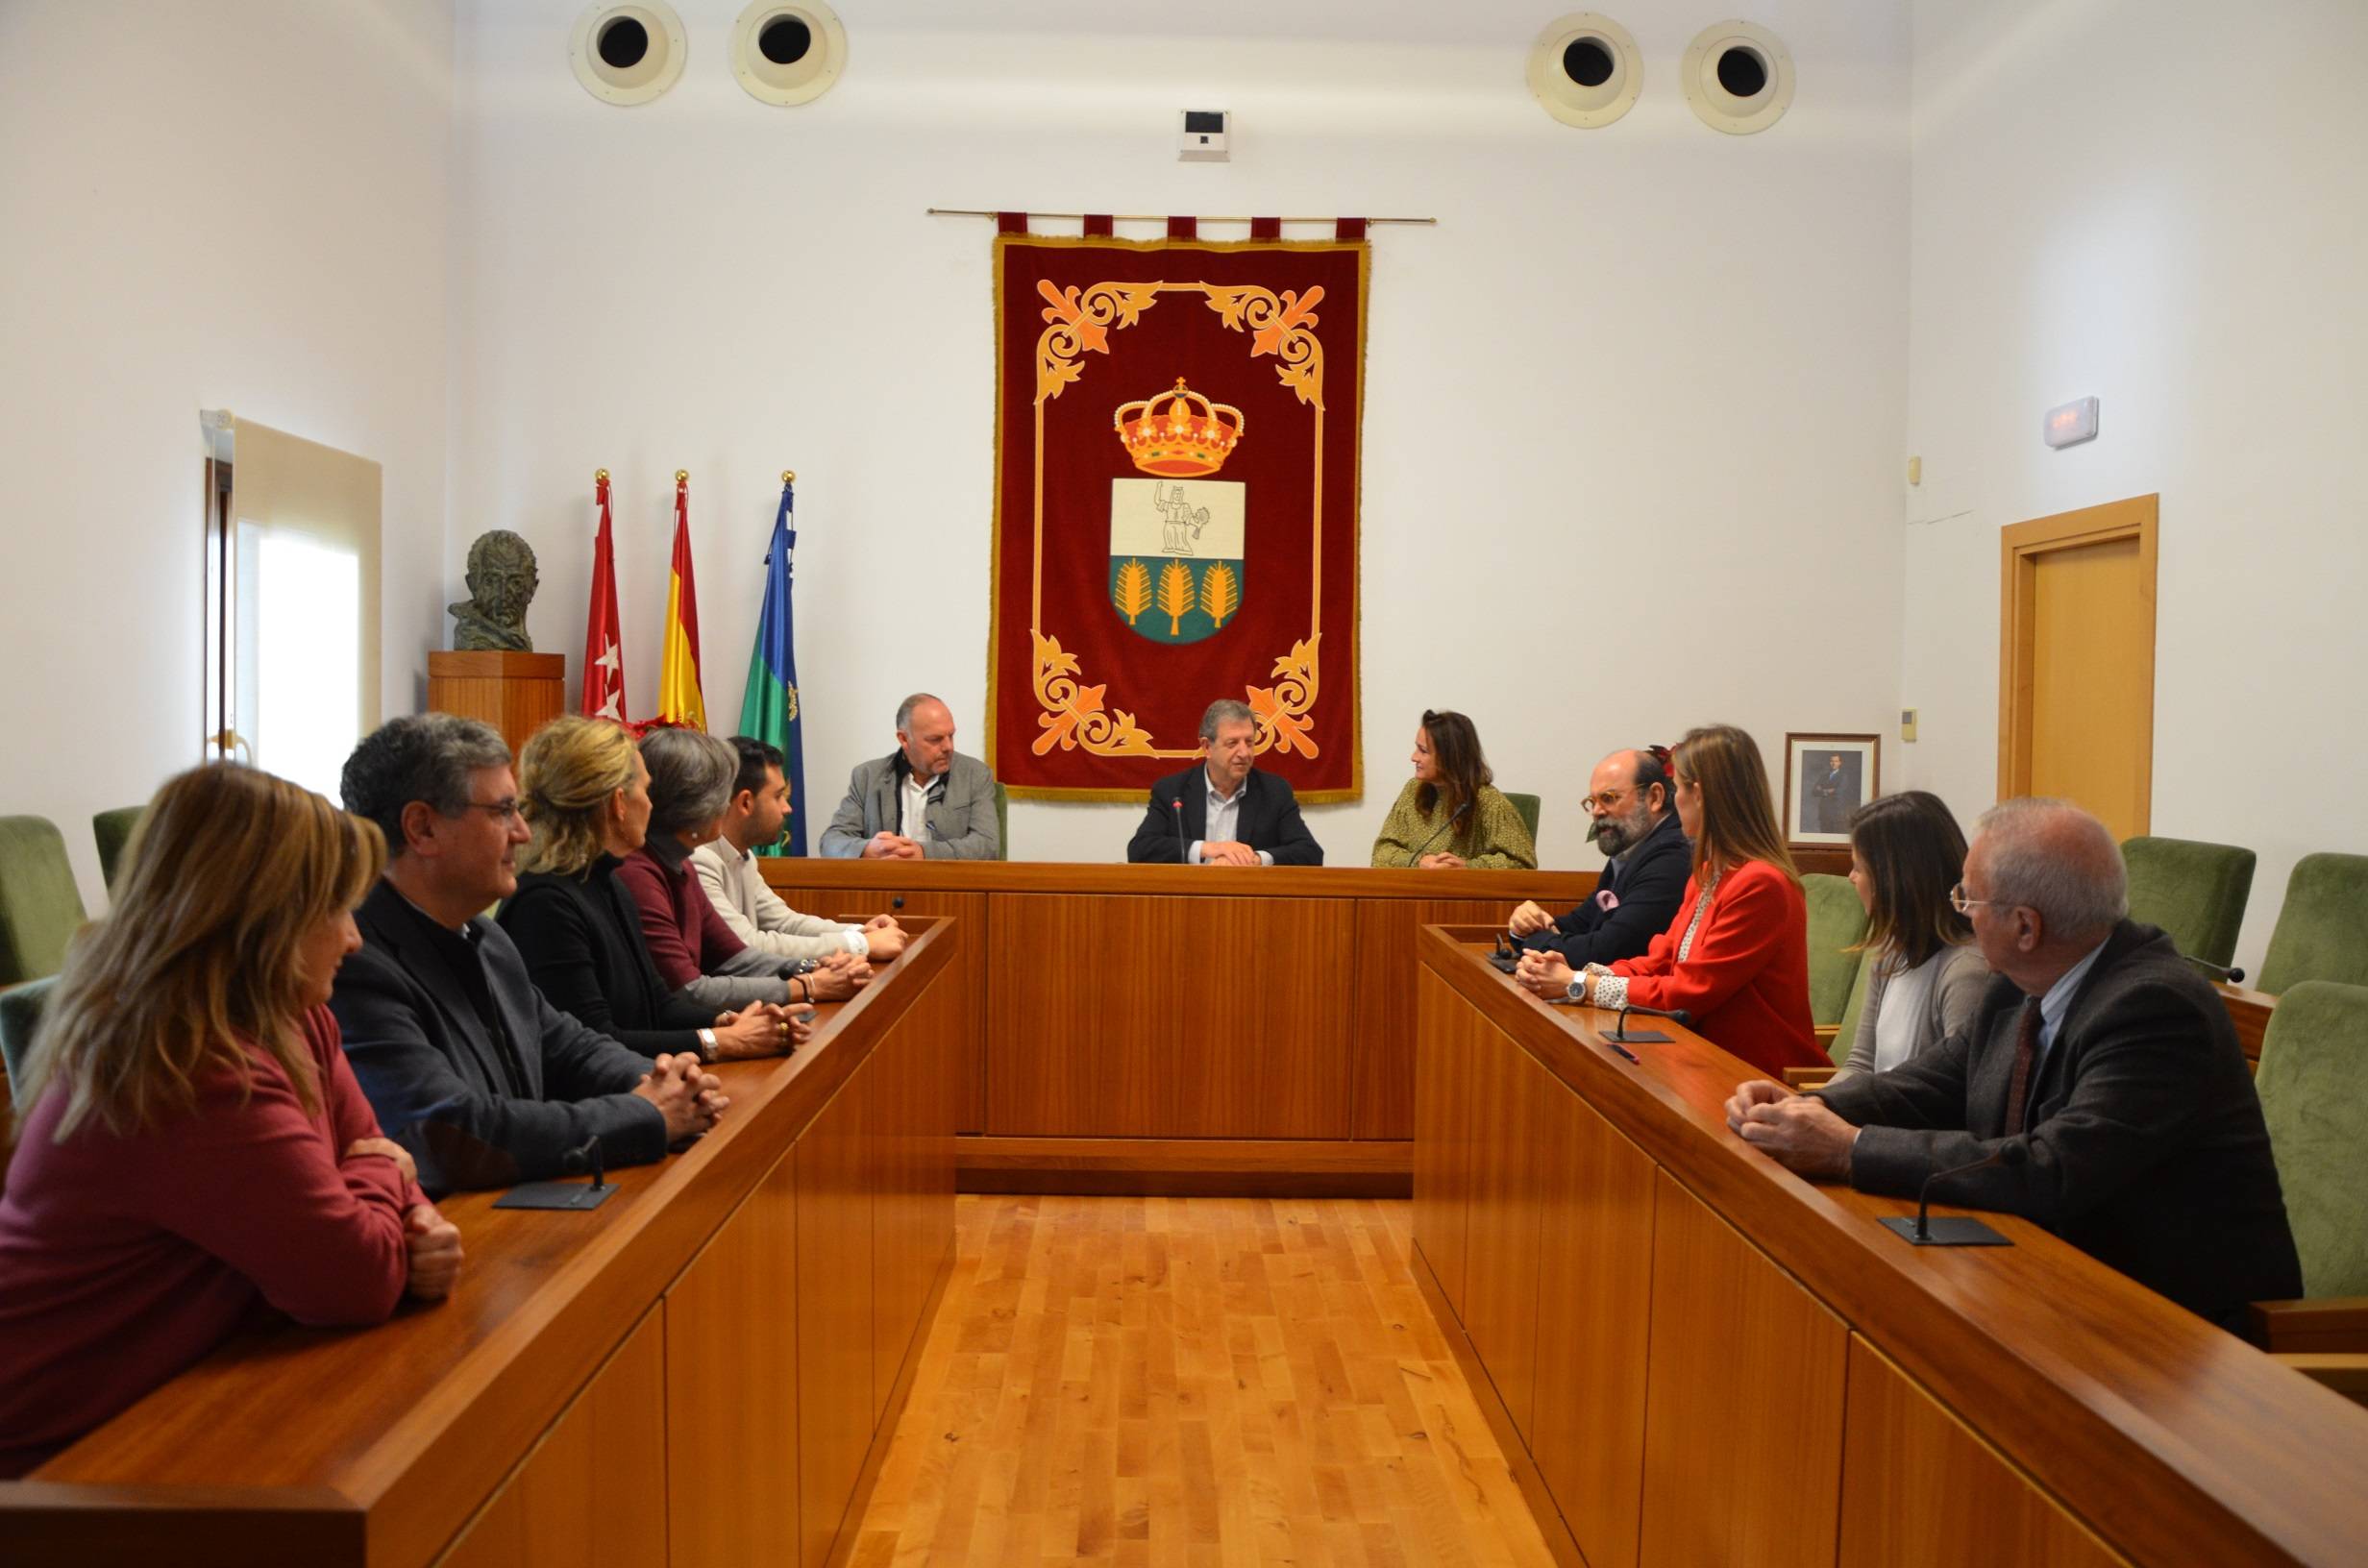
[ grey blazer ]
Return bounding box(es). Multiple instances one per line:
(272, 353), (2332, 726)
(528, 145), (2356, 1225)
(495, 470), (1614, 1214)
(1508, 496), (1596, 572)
(819, 749), (1000, 860)
(1830, 942), (1991, 1083)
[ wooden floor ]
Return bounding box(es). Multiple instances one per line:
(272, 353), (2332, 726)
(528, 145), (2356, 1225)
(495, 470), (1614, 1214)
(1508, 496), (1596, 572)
(845, 1194), (1556, 1568)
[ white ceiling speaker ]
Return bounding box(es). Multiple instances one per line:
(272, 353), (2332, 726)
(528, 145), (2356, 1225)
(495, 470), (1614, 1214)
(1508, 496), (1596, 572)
(1527, 13), (1642, 129)
(1682, 19), (1793, 135)
(731, 0), (847, 107)
(570, 3), (688, 107)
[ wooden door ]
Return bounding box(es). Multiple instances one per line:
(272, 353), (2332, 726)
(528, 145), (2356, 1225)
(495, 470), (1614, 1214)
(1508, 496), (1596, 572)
(1999, 496), (2158, 840)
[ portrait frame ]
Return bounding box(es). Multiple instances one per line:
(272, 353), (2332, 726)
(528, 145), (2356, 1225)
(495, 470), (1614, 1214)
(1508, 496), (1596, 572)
(1783, 732), (1881, 850)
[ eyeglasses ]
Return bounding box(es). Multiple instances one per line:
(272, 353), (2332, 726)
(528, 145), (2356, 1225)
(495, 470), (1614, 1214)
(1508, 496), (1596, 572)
(1949, 883), (2005, 915)
(1582, 788), (1633, 817)
(461, 797), (525, 823)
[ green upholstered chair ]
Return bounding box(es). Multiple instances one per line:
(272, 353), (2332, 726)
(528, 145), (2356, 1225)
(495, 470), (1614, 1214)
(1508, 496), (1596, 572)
(1503, 792), (1542, 846)
(2249, 983), (2368, 1367)
(0, 975), (56, 1095)
(2257, 853), (2368, 996)
(1827, 946), (1876, 1067)
(992, 782), (1010, 862)
(0, 816), (86, 987)
(1801, 872), (1870, 1029)
(2120, 835), (2256, 972)
(92, 805), (145, 893)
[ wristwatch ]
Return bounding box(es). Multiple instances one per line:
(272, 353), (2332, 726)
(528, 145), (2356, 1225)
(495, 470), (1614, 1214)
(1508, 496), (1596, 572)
(1565, 977), (1587, 1004)
(696, 1027), (720, 1065)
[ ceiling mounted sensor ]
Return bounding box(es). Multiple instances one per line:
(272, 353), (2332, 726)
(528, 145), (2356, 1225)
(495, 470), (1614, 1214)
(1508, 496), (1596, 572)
(570, 2), (688, 106)
(1527, 13), (1642, 129)
(731, 0), (847, 107)
(1682, 19), (1793, 135)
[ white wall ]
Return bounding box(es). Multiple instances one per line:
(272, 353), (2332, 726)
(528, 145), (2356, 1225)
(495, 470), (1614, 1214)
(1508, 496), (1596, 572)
(450, 0), (1912, 865)
(0, 0), (455, 910)
(1901, 0), (2368, 974)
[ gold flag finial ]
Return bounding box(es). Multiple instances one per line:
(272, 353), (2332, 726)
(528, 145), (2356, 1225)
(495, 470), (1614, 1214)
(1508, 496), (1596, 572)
(676, 469), (689, 482)
(781, 469), (796, 483)
(595, 467), (608, 481)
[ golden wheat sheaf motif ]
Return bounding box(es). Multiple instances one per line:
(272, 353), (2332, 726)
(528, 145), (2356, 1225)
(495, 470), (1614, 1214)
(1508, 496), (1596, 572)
(1198, 562), (1240, 629)
(1112, 559), (1152, 626)
(1156, 560), (1196, 638)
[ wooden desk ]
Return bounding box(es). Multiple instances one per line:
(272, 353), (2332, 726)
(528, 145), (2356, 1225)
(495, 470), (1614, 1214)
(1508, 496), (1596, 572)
(1413, 924), (2368, 1568)
(757, 859), (1601, 1191)
(0, 919), (965, 1568)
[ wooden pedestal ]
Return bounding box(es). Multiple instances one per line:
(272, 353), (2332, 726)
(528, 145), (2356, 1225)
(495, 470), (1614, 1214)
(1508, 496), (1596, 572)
(427, 650), (566, 760)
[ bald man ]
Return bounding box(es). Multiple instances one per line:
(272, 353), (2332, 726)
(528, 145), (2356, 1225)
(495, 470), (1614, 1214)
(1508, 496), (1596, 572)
(1724, 797), (2299, 1331)
(820, 693), (1000, 860)
(1505, 747), (1690, 968)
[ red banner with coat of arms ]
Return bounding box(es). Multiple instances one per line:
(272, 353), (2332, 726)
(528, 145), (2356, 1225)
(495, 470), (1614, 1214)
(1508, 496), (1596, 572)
(985, 233), (1366, 801)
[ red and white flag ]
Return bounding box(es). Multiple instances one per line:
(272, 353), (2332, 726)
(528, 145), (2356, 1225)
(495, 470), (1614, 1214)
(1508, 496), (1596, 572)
(581, 470), (629, 723)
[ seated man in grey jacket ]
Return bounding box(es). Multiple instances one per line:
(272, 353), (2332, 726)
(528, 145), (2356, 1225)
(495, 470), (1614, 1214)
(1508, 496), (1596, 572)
(697, 737), (909, 967)
(820, 693), (1001, 859)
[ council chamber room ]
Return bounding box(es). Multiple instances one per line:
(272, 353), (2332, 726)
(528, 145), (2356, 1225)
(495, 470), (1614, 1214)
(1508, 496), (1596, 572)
(2, 1), (2364, 1565)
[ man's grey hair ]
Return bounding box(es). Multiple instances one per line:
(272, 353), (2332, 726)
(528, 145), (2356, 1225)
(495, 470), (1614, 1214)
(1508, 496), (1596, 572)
(895, 692), (942, 732)
(640, 727), (741, 840)
(1976, 796), (2128, 938)
(1199, 698), (1257, 744)
(340, 713), (511, 859)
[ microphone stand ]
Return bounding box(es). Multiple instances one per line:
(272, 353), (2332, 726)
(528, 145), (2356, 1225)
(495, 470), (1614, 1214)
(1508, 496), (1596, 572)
(1877, 1142), (2026, 1246)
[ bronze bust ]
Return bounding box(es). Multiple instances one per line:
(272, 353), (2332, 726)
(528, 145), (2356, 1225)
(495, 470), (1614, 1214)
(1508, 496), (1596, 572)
(449, 529), (539, 652)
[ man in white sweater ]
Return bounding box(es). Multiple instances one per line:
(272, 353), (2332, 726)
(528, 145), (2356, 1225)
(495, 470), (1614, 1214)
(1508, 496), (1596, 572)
(693, 739), (909, 976)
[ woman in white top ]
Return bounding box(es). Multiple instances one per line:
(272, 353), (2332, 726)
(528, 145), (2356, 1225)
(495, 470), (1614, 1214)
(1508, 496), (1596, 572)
(1831, 790), (1992, 1082)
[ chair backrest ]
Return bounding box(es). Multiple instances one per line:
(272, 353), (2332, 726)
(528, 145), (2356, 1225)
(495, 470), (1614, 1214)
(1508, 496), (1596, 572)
(1801, 872), (1870, 1028)
(92, 805), (145, 893)
(0, 975), (58, 1095)
(992, 782), (1010, 862)
(2120, 835), (2256, 970)
(0, 817), (87, 987)
(1503, 792), (1542, 845)
(2254, 980), (2368, 1299)
(1827, 946), (1876, 1066)
(2257, 852), (2368, 996)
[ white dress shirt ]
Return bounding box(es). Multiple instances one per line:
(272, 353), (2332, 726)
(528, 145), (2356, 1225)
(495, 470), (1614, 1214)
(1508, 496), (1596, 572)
(1189, 768), (1273, 867)
(899, 771), (932, 844)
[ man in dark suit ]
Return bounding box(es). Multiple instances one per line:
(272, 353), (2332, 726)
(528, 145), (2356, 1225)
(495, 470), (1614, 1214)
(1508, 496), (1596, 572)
(330, 715), (725, 1195)
(1126, 698), (1323, 866)
(1724, 798), (2301, 1330)
(1506, 746), (1690, 967)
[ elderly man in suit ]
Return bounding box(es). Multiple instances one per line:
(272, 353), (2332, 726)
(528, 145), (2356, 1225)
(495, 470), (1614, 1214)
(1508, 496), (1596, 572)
(330, 714), (725, 1196)
(1126, 698), (1323, 866)
(1723, 796), (2299, 1331)
(820, 692), (1000, 860)
(1504, 746), (1690, 968)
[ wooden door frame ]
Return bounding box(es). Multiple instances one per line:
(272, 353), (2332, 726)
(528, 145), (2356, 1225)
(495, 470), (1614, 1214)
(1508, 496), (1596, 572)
(1997, 493), (2158, 827)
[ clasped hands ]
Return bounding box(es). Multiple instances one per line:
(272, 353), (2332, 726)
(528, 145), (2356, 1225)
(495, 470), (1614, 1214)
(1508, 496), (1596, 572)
(1416, 851), (1467, 869)
(1513, 948), (1586, 1001)
(342, 1137), (464, 1301)
(861, 831), (925, 861)
(710, 999), (814, 1059)
(1721, 1079), (1859, 1180)
(1198, 839), (1261, 866)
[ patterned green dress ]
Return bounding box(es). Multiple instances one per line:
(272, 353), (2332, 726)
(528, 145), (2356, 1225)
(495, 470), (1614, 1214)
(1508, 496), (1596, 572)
(1369, 779), (1537, 869)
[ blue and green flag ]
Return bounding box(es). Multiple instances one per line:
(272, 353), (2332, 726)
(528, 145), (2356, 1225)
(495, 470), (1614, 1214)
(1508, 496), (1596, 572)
(735, 478), (807, 856)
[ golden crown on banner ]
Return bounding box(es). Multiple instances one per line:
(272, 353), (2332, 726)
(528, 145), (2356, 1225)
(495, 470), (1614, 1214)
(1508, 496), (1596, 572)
(1113, 378), (1247, 478)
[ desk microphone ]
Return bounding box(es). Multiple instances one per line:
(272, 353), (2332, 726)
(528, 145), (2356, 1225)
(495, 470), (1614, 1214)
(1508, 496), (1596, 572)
(1171, 796), (1189, 862)
(2183, 953), (2246, 985)
(1409, 802), (1469, 864)
(1879, 1142), (2025, 1247)
(1606, 1002), (1691, 1043)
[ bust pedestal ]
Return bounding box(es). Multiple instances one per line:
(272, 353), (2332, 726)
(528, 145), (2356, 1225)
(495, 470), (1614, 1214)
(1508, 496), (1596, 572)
(427, 650), (567, 761)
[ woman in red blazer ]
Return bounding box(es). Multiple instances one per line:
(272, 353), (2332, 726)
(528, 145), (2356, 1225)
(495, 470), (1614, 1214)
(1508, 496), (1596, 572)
(1517, 723), (1823, 1076)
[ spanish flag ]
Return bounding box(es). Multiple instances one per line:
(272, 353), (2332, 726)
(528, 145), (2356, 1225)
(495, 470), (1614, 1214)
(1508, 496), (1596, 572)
(655, 470), (706, 728)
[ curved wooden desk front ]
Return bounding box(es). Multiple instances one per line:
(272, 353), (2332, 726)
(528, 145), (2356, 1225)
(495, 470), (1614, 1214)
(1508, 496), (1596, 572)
(1412, 925), (2368, 1568)
(0, 919), (964, 1568)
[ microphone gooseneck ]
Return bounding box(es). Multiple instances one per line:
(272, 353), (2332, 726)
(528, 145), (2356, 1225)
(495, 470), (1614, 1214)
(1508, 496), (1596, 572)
(1912, 1141), (2028, 1240)
(1410, 800), (1470, 863)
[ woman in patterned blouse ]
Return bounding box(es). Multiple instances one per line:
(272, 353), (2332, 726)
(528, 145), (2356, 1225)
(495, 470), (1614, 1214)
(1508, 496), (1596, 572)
(1370, 710), (1538, 870)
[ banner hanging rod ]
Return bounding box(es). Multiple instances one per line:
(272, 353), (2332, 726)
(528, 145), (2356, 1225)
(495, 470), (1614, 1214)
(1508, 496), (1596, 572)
(926, 208), (1435, 226)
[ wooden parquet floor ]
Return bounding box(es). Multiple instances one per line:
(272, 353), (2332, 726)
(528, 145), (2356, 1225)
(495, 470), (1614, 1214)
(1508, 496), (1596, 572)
(844, 1194), (1556, 1568)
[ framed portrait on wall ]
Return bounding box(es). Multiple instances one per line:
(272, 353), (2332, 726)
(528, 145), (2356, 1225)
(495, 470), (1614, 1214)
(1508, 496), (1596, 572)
(1784, 733), (1880, 849)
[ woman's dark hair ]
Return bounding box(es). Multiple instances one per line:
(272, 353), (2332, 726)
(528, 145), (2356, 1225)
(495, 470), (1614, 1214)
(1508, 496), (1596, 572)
(1414, 709), (1493, 850)
(1848, 790), (1972, 968)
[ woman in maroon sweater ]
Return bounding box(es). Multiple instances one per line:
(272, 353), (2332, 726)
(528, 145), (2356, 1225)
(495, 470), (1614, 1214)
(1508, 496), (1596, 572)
(1517, 723), (1822, 1076)
(0, 766), (463, 1475)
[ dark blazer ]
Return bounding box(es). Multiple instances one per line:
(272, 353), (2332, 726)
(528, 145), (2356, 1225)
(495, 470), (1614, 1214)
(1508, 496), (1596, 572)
(1126, 766), (1323, 866)
(331, 880), (668, 1196)
(1815, 920), (2302, 1328)
(497, 857), (712, 1060)
(1516, 811), (1691, 968)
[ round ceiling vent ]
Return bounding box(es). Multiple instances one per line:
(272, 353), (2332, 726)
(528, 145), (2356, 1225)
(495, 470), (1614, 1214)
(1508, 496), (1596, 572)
(1682, 19), (1794, 135)
(730, 0), (848, 108)
(1527, 13), (1643, 130)
(569, 3), (689, 107)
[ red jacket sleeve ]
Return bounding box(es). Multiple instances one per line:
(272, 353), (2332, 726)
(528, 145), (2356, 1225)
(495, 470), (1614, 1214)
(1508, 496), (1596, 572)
(1612, 864), (1793, 1018)
(145, 1018), (416, 1326)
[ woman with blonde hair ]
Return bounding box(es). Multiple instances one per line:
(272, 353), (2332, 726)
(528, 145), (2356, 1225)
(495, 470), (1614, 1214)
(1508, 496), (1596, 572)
(0, 765), (462, 1476)
(498, 716), (805, 1063)
(1517, 723), (1822, 1075)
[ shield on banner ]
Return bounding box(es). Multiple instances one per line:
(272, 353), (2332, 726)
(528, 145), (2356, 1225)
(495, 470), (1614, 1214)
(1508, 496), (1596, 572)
(1106, 478), (1246, 646)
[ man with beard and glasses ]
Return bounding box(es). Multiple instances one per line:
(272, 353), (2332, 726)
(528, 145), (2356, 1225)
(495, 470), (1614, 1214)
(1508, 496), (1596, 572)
(1504, 747), (1690, 968)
